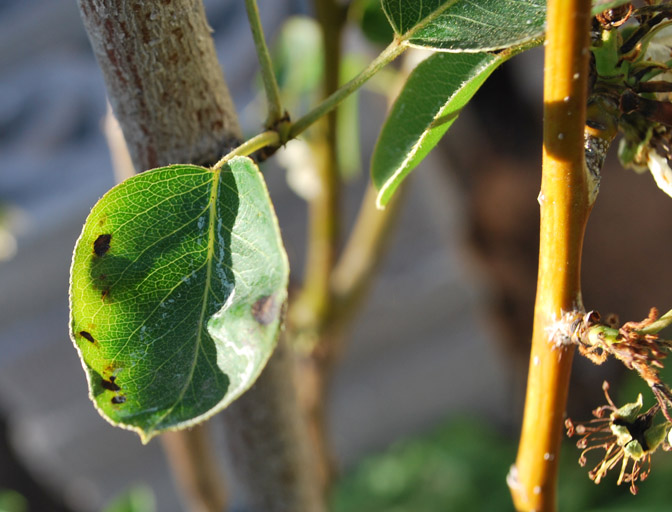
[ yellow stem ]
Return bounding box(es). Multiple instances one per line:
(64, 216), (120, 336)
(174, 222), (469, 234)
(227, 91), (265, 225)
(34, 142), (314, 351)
(510, 0), (593, 511)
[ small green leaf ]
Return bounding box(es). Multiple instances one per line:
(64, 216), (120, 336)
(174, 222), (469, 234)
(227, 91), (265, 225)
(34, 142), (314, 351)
(0, 490), (27, 512)
(70, 157), (288, 442)
(273, 16), (323, 116)
(338, 54), (367, 180)
(381, 0), (546, 52)
(591, 0), (634, 16)
(372, 51), (507, 208)
(103, 485), (156, 512)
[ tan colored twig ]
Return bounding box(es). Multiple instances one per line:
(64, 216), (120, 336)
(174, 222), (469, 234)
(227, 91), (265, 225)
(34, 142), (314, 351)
(509, 0), (594, 510)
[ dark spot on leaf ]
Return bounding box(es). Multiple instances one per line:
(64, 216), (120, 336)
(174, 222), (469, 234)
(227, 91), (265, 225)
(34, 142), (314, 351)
(251, 295), (277, 325)
(99, 274), (107, 280)
(93, 234), (112, 257)
(101, 377), (121, 392)
(111, 395), (126, 404)
(101, 288), (110, 301)
(79, 331), (95, 343)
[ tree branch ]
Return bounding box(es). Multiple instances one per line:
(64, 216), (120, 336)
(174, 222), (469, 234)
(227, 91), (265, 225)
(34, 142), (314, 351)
(509, 1), (593, 510)
(222, 339), (324, 512)
(161, 426), (227, 512)
(78, 0), (241, 171)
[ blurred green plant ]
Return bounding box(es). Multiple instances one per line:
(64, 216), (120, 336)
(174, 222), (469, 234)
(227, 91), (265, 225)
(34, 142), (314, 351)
(332, 415), (672, 512)
(0, 490), (27, 512)
(103, 485), (156, 512)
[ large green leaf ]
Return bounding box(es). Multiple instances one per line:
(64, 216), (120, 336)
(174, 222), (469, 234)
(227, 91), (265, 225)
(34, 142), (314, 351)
(381, 0), (546, 52)
(372, 51), (508, 207)
(69, 157), (288, 442)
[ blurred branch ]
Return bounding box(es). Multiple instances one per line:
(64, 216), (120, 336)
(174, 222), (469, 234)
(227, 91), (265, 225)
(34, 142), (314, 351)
(161, 426), (227, 512)
(331, 182), (404, 323)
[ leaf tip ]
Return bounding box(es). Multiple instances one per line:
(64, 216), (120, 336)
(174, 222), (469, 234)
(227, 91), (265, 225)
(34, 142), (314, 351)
(138, 430), (154, 445)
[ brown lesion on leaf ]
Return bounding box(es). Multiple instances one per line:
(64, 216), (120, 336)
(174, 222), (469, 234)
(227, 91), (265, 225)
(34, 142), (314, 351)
(101, 288), (110, 302)
(93, 234), (112, 257)
(251, 294), (279, 326)
(101, 375), (121, 392)
(79, 331), (95, 343)
(103, 362), (120, 375)
(111, 395), (126, 404)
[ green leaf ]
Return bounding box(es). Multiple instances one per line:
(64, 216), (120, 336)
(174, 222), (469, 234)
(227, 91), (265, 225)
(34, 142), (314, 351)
(69, 157), (288, 442)
(0, 490), (27, 512)
(272, 16), (323, 117)
(372, 51), (506, 208)
(338, 54), (367, 181)
(591, 0), (633, 15)
(381, 0), (546, 52)
(103, 486), (156, 512)
(351, 0), (395, 47)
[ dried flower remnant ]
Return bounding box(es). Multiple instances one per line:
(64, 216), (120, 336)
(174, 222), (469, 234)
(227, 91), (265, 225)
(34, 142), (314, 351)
(616, 15), (672, 197)
(586, 4), (672, 198)
(578, 308), (672, 419)
(566, 381), (671, 494)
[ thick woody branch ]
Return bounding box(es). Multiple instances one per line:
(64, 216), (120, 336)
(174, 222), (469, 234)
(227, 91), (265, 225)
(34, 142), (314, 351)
(78, 0), (241, 171)
(222, 339), (325, 512)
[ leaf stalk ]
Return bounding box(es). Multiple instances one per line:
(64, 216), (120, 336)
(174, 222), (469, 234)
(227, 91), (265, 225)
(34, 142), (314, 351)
(289, 38), (407, 139)
(212, 130), (279, 170)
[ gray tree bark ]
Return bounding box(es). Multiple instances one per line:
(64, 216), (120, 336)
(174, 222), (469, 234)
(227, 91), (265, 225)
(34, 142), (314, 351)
(77, 1), (324, 511)
(78, 0), (241, 171)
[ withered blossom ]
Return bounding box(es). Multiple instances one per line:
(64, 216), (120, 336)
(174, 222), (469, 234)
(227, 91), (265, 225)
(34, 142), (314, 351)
(577, 308), (672, 420)
(566, 381), (670, 494)
(617, 19), (672, 197)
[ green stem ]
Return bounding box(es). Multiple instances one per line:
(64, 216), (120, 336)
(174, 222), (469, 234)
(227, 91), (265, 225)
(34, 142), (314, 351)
(637, 309), (672, 335)
(289, 38), (407, 139)
(584, 309), (672, 341)
(211, 130), (279, 170)
(211, 40), (406, 172)
(331, 181), (404, 322)
(244, 0), (284, 127)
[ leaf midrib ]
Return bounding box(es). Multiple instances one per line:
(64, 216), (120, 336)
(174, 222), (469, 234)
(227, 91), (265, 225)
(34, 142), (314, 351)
(149, 167), (222, 430)
(392, 0), (461, 41)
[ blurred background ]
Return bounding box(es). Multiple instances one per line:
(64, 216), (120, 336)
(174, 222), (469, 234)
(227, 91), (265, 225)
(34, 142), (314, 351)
(3, 0), (672, 510)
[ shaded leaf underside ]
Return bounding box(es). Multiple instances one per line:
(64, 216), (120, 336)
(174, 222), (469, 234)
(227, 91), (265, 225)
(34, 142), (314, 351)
(372, 51), (508, 207)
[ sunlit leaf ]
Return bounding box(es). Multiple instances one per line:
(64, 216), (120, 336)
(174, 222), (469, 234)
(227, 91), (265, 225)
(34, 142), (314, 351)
(381, 0), (545, 52)
(70, 157), (288, 442)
